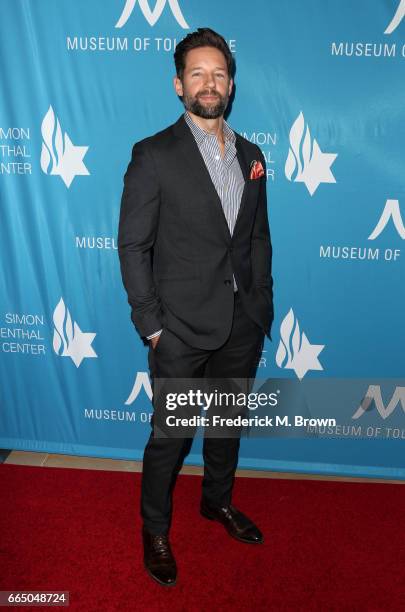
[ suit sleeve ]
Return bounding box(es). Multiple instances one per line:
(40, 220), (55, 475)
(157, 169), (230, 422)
(118, 140), (163, 339)
(251, 149), (274, 320)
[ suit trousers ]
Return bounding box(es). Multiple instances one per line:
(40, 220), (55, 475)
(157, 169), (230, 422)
(141, 292), (264, 535)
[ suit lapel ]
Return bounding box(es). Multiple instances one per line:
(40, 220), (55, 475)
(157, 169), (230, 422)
(235, 136), (249, 182)
(233, 135), (250, 232)
(172, 115), (231, 239)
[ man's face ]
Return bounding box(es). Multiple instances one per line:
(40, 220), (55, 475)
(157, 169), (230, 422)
(174, 46), (233, 119)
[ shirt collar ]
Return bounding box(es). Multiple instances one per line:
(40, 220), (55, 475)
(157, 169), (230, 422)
(184, 111), (236, 146)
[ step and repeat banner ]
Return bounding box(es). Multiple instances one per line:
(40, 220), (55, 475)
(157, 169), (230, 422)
(1, 0), (404, 478)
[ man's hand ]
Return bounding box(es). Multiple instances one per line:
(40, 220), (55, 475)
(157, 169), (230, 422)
(150, 335), (161, 350)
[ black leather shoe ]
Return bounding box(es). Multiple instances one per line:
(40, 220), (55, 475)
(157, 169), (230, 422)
(200, 501), (264, 544)
(142, 527), (177, 586)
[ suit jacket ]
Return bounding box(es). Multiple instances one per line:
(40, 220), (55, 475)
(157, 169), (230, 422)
(118, 114), (274, 350)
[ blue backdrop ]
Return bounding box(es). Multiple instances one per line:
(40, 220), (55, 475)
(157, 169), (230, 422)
(1, 0), (404, 479)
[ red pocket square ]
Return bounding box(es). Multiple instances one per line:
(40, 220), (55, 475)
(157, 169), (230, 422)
(249, 160), (265, 180)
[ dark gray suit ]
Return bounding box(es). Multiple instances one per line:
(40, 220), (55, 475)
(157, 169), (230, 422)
(118, 114), (274, 534)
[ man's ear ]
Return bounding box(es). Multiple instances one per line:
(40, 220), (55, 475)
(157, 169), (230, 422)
(228, 77), (234, 97)
(173, 75), (183, 97)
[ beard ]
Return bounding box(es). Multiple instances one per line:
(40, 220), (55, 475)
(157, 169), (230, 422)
(182, 87), (229, 119)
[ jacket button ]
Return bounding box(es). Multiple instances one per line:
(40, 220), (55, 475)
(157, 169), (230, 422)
(224, 279), (232, 285)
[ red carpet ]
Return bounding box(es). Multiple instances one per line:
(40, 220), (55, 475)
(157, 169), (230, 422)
(0, 464), (404, 611)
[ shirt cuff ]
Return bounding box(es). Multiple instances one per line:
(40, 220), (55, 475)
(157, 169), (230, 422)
(146, 329), (162, 340)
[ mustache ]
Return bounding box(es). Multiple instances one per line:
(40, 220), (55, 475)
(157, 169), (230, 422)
(198, 90), (220, 97)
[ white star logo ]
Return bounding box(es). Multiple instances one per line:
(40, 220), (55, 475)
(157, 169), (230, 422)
(52, 134), (89, 188)
(284, 332), (324, 380)
(63, 322), (97, 368)
(52, 298), (97, 368)
(285, 112), (337, 196)
(295, 141), (337, 196)
(41, 106), (89, 189)
(276, 308), (325, 380)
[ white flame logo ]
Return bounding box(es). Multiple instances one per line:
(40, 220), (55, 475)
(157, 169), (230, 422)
(53, 298), (74, 356)
(116, 0), (189, 28)
(41, 106), (89, 188)
(385, 0), (405, 34)
(285, 112), (337, 196)
(276, 309), (301, 369)
(53, 297), (97, 368)
(276, 309), (324, 380)
(368, 199), (405, 240)
(41, 107), (65, 175)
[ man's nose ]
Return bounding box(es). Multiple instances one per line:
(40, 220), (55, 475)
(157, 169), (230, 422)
(204, 73), (216, 88)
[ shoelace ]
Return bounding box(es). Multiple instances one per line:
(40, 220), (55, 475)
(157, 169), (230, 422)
(222, 506), (236, 520)
(152, 535), (170, 557)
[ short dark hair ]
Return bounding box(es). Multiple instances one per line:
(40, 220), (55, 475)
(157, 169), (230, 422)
(174, 28), (234, 79)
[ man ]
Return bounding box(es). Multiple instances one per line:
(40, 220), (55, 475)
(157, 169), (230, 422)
(118, 28), (273, 587)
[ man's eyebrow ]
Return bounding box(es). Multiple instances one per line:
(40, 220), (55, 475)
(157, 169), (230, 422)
(188, 65), (227, 71)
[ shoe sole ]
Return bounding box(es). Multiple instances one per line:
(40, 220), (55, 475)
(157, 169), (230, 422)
(200, 509), (264, 544)
(144, 564), (177, 587)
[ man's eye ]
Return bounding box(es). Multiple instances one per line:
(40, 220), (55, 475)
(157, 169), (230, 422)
(216, 73), (225, 78)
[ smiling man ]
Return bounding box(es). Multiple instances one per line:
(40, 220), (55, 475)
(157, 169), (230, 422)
(118, 28), (274, 587)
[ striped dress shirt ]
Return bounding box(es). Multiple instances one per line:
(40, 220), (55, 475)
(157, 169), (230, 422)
(184, 111), (245, 238)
